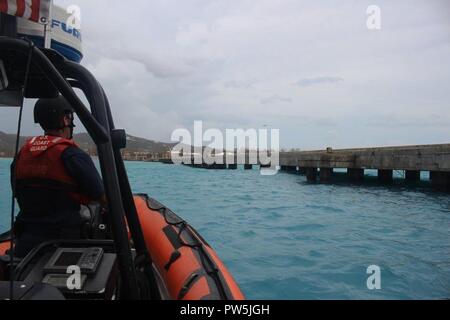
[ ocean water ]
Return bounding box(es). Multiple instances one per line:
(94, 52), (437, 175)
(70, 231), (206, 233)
(1, 158), (449, 299)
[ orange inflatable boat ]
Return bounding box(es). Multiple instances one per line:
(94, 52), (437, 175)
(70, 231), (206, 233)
(0, 239), (9, 256)
(134, 194), (244, 300)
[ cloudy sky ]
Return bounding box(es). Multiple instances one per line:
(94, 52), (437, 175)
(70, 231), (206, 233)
(1, 0), (449, 149)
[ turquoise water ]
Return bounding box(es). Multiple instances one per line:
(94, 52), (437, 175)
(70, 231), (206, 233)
(1, 158), (449, 299)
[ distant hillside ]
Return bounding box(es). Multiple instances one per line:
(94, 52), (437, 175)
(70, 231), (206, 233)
(73, 132), (175, 154)
(0, 131), (175, 157)
(0, 132), (26, 157)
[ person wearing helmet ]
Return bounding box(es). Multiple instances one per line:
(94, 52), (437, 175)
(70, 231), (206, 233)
(11, 95), (105, 258)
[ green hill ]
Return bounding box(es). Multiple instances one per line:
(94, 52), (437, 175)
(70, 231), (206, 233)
(0, 131), (174, 157)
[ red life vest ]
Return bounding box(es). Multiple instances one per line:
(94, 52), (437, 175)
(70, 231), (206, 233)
(15, 135), (92, 205)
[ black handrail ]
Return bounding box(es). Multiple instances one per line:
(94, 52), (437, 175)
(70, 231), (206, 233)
(63, 60), (140, 299)
(102, 88), (161, 299)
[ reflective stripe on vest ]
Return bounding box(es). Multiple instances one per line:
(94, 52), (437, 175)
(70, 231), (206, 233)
(15, 135), (92, 205)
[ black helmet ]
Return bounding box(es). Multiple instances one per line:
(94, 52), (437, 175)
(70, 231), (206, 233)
(34, 95), (74, 130)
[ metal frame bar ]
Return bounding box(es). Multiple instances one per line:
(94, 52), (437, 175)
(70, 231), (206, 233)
(102, 89), (161, 299)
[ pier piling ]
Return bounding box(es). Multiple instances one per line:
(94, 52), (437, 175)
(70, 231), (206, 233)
(405, 170), (420, 182)
(306, 168), (318, 182)
(319, 168), (333, 182)
(430, 171), (450, 191)
(347, 168), (364, 182)
(378, 169), (393, 183)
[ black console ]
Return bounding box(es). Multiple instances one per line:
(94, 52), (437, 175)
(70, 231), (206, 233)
(43, 247), (103, 274)
(14, 240), (118, 300)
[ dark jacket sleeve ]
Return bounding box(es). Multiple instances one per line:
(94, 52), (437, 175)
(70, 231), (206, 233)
(61, 146), (105, 200)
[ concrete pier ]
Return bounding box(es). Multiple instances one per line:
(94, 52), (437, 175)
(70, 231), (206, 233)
(279, 143), (449, 190)
(280, 143), (450, 173)
(180, 143), (450, 190)
(228, 164), (237, 170)
(244, 164), (252, 170)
